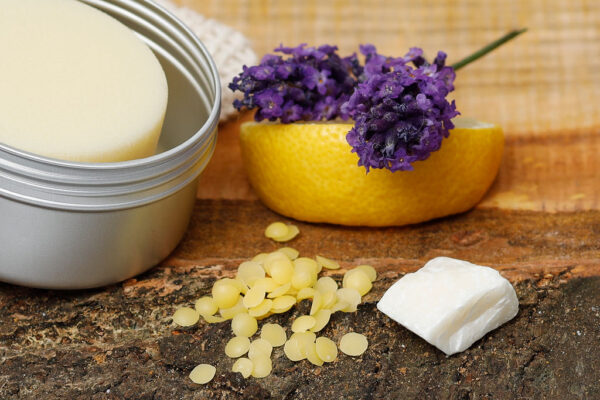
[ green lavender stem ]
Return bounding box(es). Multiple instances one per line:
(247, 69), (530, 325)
(451, 28), (527, 71)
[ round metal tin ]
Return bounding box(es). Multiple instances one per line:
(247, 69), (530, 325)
(0, 0), (220, 288)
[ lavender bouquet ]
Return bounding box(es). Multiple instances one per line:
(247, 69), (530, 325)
(230, 29), (525, 172)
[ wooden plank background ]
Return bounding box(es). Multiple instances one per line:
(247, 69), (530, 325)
(172, 0), (600, 212)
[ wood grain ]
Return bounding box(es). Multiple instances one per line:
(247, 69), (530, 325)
(167, 200), (600, 283)
(185, 0), (600, 212)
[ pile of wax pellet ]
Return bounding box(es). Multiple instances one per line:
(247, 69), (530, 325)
(173, 222), (372, 384)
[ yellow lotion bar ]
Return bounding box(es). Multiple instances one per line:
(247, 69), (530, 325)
(0, 0), (168, 162)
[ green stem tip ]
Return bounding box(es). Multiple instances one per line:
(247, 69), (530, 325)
(451, 28), (527, 71)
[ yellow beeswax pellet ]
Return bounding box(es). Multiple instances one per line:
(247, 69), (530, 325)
(232, 357), (253, 379)
(305, 341), (324, 366)
(248, 299), (273, 318)
(310, 291), (323, 315)
(291, 267), (315, 290)
(255, 312), (273, 321)
(248, 338), (273, 359)
(316, 255), (340, 270)
(292, 332), (316, 360)
(314, 276), (338, 293)
(355, 265), (377, 282)
(269, 258), (294, 285)
(321, 290), (338, 309)
(267, 282), (292, 299)
(195, 297), (218, 316)
(253, 277), (278, 293)
(294, 257), (320, 274)
(265, 222), (289, 239)
(263, 251), (288, 273)
(243, 285), (266, 309)
(172, 307), (199, 327)
(232, 278), (249, 295)
(291, 331), (316, 351)
(310, 309), (331, 333)
(260, 323), (287, 347)
(286, 285), (299, 296)
(251, 354), (272, 378)
(189, 364), (216, 384)
(343, 269), (372, 296)
(201, 314), (226, 324)
(272, 224), (299, 242)
(219, 298), (247, 320)
(283, 338), (304, 361)
(225, 276), (245, 291)
(330, 300), (349, 313)
(291, 315), (316, 333)
(315, 337), (338, 362)
(252, 253), (269, 264)
(296, 287), (316, 302)
(237, 261), (265, 286)
(278, 247), (300, 260)
(225, 336), (251, 358)
(336, 288), (361, 312)
(212, 279), (241, 309)
(231, 313), (258, 337)
(339, 332), (368, 356)
(271, 295), (296, 313)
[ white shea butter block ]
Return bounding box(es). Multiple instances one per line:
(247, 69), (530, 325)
(0, 0), (168, 162)
(377, 257), (518, 355)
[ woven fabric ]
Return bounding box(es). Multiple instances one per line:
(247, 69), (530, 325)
(154, 0), (257, 121)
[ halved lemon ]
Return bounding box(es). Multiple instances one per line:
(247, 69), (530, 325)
(240, 118), (503, 226)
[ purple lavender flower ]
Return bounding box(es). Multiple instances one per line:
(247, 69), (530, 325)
(254, 88), (284, 120)
(345, 46), (459, 172)
(229, 44), (362, 122)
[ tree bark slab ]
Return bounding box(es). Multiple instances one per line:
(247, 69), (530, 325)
(1, 200), (599, 399)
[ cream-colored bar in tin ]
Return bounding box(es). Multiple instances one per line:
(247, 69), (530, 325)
(0, 0), (167, 162)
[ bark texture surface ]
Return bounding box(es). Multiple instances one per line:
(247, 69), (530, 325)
(1, 200), (599, 399)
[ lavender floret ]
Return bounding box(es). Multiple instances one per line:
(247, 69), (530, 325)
(229, 44), (362, 123)
(345, 46), (459, 172)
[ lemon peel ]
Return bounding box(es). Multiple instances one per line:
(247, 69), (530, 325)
(240, 117), (503, 226)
